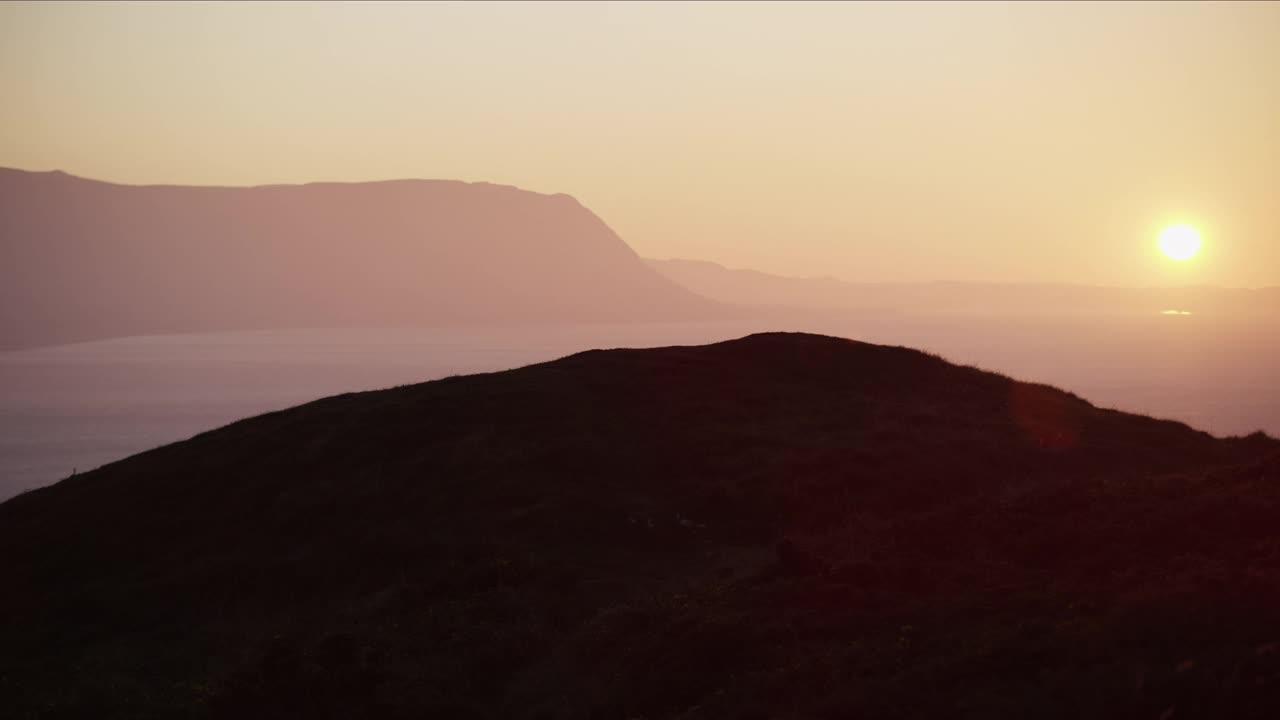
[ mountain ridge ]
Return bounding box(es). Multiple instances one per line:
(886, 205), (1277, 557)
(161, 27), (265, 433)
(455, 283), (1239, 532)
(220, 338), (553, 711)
(647, 257), (1280, 315)
(0, 168), (724, 350)
(0, 166), (572, 197)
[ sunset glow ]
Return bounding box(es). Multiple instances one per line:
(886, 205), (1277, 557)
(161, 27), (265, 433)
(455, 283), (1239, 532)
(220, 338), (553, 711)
(2, 1), (1278, 286)
(1158, 224), (1202, 262)
(4, 2), (1280, 716)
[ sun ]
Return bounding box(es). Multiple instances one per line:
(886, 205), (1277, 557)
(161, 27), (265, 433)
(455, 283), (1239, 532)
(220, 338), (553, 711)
(1158, 224), (1201, 261)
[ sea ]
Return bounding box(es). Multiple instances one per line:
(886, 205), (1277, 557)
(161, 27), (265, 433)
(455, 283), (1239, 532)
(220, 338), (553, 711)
(3, 311), (1276, 501)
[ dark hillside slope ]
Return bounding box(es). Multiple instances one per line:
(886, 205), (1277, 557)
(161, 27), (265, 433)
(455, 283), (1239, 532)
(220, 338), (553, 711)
(1, 333), (1278, 718)
(0, 168), (720, 349)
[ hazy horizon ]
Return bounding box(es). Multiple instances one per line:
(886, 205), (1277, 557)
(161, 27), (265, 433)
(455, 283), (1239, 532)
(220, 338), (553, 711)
(8, 165), (1280, 293)
(4, 1), (1278, 287)
(4, 311), (1278, 501)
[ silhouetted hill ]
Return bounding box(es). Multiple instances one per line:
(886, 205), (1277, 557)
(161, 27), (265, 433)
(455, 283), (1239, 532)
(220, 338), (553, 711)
(0, 168), (722, 349)
(648, 257), (1280, 317)
(2, 333), (1277, 718)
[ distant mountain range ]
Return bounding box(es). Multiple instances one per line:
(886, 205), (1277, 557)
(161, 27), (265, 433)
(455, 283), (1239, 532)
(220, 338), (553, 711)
(0, 168), (722, 349)
(5, 167), (1277, 351)
(648, 257), (1280, 317)
(2, 332), (1277, 717)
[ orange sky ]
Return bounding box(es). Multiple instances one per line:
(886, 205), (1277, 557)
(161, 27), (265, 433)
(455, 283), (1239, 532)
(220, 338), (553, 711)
(2, 1), (1277, 287)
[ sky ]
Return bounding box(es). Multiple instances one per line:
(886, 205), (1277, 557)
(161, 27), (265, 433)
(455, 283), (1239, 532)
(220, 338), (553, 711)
(2, 1), (1277, 287)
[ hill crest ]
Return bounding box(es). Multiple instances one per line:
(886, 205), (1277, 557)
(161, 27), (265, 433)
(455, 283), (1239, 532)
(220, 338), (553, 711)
(2, 332), (1277, 718)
